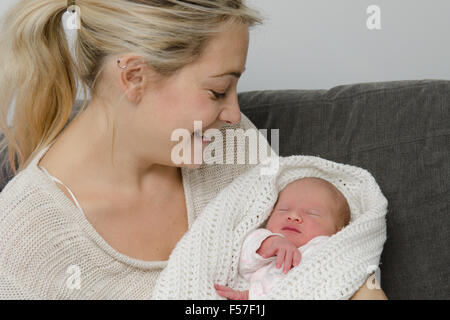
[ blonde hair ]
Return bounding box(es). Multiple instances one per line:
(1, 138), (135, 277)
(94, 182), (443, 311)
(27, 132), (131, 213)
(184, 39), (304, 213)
(308, 177), (351, 230)
(0, 0), (263, 175)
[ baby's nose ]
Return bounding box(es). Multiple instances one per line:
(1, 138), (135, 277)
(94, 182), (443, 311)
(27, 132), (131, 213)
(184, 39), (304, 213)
(287, 215), (303, 224)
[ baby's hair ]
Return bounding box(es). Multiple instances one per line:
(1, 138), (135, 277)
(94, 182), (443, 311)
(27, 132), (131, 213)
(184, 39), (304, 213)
(336, 195), (351, 231)
(309, 177), (350, 230)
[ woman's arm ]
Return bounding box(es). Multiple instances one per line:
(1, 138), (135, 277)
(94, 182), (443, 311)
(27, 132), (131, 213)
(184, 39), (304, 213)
(350, 277), (388, 300)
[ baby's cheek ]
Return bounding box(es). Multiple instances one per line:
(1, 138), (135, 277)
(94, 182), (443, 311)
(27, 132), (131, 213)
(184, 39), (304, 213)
(304, 222), (325, 239)
(266, 215), (281, 232)
(312, 221), (335, 237)
(290, 234), (306, 248)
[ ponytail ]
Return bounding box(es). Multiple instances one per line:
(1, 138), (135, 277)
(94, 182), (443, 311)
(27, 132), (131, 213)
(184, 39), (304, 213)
(0, 0), (262, 176)
(0, 0), (81, 174)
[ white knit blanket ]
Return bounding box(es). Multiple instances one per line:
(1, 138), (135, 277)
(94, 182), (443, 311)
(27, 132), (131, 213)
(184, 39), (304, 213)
(152, 155), (388, 300)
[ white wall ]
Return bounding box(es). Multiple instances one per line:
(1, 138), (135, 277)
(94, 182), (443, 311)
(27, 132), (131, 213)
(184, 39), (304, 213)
(0, 0), (16, 16)
(240, 0), (450, 91)
(1, 0), (449, 95)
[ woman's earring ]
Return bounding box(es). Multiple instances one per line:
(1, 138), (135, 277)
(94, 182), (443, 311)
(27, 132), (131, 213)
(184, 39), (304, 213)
(117, 59), (127, 69)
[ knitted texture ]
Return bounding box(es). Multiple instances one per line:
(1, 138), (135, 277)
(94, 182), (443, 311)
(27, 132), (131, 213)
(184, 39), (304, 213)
(0, 113), (274, 299)
(152, 155), (388, 300)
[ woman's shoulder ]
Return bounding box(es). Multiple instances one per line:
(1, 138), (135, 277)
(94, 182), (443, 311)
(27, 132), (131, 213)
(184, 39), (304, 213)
(0, 165), (82, 257)
(0, 165), (45, 209)
(0, 162), (68, 214)
(0, 167), (89, 298)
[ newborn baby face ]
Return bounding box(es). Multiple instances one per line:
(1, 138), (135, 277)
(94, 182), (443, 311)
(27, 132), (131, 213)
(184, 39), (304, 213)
(266, 177), (349, 248)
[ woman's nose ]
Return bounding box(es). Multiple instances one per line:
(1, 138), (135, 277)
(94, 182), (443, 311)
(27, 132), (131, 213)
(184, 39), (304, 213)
(222, 110), (241, 125)
(220, 95), (241, 125)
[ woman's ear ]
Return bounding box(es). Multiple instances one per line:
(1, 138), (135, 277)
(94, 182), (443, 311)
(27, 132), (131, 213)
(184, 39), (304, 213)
(117, 55), (149, 104)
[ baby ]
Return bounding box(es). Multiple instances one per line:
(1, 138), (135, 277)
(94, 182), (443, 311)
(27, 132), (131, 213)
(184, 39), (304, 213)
(214, 177), (351, 300)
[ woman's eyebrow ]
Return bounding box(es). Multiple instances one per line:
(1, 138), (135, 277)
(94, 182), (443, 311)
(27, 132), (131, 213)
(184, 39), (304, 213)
(211, 67), (246, 79)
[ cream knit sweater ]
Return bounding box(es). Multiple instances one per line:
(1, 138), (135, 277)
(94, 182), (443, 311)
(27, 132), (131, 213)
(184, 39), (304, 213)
(0, 113), (274, 299)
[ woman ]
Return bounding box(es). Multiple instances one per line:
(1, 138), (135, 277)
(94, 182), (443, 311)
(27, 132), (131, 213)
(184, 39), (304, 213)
(0, 0), (386, 299)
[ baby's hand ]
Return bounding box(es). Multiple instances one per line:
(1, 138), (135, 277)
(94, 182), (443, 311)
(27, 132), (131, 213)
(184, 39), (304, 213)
(256, 235), (302, 274)
(214, 283), (249, 300)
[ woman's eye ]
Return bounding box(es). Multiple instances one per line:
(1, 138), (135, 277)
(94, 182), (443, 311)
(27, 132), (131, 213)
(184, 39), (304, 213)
(211, 90), (226, 99)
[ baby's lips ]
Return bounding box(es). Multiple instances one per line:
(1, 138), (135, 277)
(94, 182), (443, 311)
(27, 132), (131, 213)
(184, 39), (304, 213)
(281, 226), (301, 233)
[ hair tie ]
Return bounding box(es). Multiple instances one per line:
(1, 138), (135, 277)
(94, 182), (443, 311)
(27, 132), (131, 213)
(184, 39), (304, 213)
(65, 0), (81, 30)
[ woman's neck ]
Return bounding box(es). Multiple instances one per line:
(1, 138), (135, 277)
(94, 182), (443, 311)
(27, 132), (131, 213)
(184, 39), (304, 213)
(40, 100), (182, 200)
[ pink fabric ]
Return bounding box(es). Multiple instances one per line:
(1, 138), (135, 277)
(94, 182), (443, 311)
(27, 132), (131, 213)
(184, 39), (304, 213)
(239, 228), (329, 299)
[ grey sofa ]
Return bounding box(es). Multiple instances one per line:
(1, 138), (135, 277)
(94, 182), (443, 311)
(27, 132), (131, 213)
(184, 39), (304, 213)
(1, 79), (449, 299)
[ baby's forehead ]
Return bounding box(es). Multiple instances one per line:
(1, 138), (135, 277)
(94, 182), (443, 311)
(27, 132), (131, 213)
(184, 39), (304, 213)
(284, 177), (334, 192)
(279, 178), (344, 206)
(281, 178), (349, 211)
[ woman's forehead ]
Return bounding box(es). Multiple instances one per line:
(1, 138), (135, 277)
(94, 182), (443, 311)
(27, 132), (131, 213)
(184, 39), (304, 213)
(194, 22), (249, 77)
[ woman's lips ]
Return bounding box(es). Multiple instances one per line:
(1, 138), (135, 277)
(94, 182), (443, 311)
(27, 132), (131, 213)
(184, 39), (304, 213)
(282, 227), (301, 233)
(193, 131), (212, 145)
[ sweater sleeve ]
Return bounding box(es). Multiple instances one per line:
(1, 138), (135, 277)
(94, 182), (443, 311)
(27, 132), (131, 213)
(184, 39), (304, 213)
(239, 229), (278, 281)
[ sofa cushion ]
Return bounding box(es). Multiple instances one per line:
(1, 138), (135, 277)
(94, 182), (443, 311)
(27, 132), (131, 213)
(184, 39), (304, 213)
(238, 79), (450, 300)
